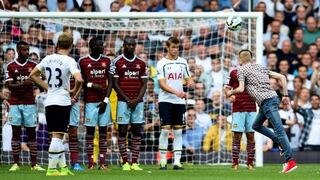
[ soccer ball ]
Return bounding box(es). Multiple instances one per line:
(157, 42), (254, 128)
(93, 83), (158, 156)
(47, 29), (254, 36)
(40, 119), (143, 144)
(225, 15), (242, 31)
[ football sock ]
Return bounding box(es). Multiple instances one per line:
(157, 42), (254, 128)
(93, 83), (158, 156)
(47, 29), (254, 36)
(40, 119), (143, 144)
(48, 138), (63, 169)
(68, 126), (79, 165)
(86, 126), (96, 167)
(159, 129), (170, 164)
(173, 129), (182, 165)
(247, 142), (255, 165)
(118, 136), (128, 163)
(232, 138), (241, 165)
(99, 127), (107, 166)
(11, 126), (22, 165)
(131, 136), (141, 164)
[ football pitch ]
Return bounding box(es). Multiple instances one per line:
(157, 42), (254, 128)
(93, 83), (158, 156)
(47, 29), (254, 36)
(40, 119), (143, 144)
(0, 164), (319, 180)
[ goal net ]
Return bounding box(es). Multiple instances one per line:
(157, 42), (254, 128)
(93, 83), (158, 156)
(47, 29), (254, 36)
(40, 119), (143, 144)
(0, 12), (263, 167)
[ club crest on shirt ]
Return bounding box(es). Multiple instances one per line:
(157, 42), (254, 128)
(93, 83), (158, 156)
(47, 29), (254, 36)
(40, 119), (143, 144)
(102, 62), (106, 67)
(28, 68), (32, 72)
(136, 64), (140, 69)
(122, 64), (127, 68)
(233, 123), (238, 129)
(118, 117), (122, 122)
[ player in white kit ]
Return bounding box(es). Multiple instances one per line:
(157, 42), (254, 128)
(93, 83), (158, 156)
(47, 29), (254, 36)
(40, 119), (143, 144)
(29, 33), (84, 176)
(157, 37), (193, 170)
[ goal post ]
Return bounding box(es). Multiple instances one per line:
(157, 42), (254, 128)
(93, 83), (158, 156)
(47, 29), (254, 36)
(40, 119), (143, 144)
(0, 11), (264, 167)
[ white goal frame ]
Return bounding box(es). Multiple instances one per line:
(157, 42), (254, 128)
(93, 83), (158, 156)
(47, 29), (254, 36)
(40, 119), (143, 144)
(0, 11), (264, 167)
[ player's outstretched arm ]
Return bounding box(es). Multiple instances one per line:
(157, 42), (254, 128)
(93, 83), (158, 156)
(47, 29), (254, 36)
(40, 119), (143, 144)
(29, 67), (48, 92)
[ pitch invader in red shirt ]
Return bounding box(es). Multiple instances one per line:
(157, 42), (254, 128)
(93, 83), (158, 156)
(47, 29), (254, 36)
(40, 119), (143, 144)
(5, 41), (45, 171)
(225, 68), (257, 170)
(113, 37), (147, 171)
(78, 38), (113, 170)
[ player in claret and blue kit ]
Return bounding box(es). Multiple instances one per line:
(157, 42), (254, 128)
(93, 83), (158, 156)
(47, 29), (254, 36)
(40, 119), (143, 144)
(113, 36), (147, 171)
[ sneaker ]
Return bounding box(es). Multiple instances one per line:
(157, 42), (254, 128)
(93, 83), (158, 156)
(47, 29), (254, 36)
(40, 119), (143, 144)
(232, 164), (239, 171)
(46, 169), (60, 176)
(31, 164), (46, 171)
(131, 163), (143, 171)
(98, 165), (108, 171)
(122, 162), (131, 171)
(247, 164), (255, 171)
(60, 167), (75, 176)
(173, 164), (184, 170)
(281, 160), (297, 173)
(9, 163), (20, 171)
(159, 162), (167, 170)
(71, 163), (85, 171)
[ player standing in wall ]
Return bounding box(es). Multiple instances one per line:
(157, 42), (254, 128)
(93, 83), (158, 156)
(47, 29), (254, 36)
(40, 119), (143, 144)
(5, 41), (45, 172)
(226, 49), (297, 173)
(157, 37), (194, 170)
(225, 68), (256, 170)
(29, 33), (84, 176)
(78, 38), (113, 170)
(113, 36), (147, 171)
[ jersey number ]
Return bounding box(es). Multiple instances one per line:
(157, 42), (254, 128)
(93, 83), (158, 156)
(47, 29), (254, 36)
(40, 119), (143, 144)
(46, 67), (62, 88)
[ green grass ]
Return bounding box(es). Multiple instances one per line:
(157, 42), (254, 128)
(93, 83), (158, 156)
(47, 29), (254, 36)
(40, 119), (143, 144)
(0, 164), (319, 180)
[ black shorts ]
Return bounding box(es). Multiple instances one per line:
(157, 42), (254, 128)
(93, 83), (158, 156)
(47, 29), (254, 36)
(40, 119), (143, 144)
(45, 105), (72, 133)
(159, 102), (186, 126)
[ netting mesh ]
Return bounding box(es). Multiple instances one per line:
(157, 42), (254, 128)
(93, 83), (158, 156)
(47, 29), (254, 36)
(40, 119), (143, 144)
(0, 14), (258, 166)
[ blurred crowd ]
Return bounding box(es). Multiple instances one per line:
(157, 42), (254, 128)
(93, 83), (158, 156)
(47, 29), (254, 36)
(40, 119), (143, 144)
(0, 0), (319, 164)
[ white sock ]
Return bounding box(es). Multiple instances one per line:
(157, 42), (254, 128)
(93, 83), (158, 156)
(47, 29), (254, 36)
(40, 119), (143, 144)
(159, 129), (170, 164)
(173, 129), (182, 165)
(48, 138), (63, 169)
(58, 140), (67, 168)
(59, 140), (67, 168)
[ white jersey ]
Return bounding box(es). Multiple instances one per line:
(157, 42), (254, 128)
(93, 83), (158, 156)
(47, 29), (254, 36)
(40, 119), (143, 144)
(157, 56), (191, 104)
(36, 53), (80, 107)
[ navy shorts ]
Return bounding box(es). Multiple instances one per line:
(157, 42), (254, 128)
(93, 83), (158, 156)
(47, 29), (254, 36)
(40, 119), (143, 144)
(159, 102), (186, 126)
(46, 105), (72, 133)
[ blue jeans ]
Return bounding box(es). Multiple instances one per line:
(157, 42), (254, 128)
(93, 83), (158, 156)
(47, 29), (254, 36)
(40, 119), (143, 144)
(252, 96), (293, 162)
